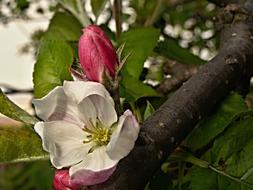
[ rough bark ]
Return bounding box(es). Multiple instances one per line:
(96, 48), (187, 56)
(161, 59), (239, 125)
(88, 1), (253, 190)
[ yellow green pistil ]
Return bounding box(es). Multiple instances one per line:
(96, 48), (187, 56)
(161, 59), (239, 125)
(83, 119), (112, 147)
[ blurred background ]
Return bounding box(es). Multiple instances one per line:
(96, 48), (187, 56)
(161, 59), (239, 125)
(0, 1), (54, 189)
(0, 0), (218, 189)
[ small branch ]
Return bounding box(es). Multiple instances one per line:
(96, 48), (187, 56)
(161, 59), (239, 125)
(144, 0), (163, 26)
(113, 0), (122, 38)
(107, 81), (123, 116)
(0, 84), (33, 94)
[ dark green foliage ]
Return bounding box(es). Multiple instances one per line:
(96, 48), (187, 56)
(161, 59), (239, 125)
(0, 161), (53, 190)
(186, 92), (248, 151)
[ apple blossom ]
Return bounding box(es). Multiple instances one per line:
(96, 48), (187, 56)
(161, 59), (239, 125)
(78, 25), (119, 83)
(33, 81), (139, 187)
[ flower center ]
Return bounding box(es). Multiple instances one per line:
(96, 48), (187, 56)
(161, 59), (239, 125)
(83, 119), (112, 147)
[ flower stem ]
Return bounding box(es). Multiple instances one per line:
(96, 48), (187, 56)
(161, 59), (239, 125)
(107, 80), (123, 116)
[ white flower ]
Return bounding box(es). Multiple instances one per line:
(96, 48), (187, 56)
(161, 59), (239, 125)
(33, 81), (140, 186)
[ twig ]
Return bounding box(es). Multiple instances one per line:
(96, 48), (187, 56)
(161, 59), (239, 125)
(113, 0), (122, 38)
(144, 0), (164, 26)
(0, 84), (33, 94)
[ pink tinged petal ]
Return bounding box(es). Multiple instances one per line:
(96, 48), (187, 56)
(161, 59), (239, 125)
(32, 86), (82, 125)
(70, 165), (117, 186)
(79, 34), (104, 82)
(69, 146), (118, 176)
(106, 110), (140, 160)
(85, 25), (115, 52)
(54, 170), (80, 190)
(34, 121), (91, 169)
(91, 33), (117, 76)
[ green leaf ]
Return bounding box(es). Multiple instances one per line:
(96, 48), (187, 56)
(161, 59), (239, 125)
(119, 27), (160, 78)
(44, 11), (82, 41)
(144, 101), (155, 120)
(155, 39), (205, 65)
(225, 138), (253, 181)
(0, 126), (48, 164)
(33, 40), (73, 98)
(0, 89), (38, 125)
(120, 72), (159, 102)
(190, 167), (253, 190)
(57, 0), (77, 10)
(188, 114), (253, 190)
(56, 0), (90, 26)
(91, 0), (107, 18)
(185, 92), (248, 151)
(118, 27), (160, 102)
(190, 168), (218, 190)
(211, 115), (253, 165)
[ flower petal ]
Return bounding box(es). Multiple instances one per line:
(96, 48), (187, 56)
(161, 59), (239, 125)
(33, 86), (82, 125)
(70, 165), (116, 186)
(77, 97), (97, 126)
(89, 95), (117, 127)
(35, 121), (91, 169)
(106, 110), (140, 160)
(54, 170), (80, 190)
(64, 81), (117, 127)
(63, 81), (114, 105)
(69, 146), (118, 176)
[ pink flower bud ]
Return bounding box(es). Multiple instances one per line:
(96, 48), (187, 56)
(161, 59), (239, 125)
(78, 25), (119, 83)
(53, 170), (79, 190)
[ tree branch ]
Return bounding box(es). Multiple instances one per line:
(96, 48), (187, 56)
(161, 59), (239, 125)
(88, 2), (253, 190)
(209, 0), (253, 12)
(157, 62), (198, 94)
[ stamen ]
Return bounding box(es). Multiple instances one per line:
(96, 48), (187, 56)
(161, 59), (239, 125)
(82, 118), (112, 147)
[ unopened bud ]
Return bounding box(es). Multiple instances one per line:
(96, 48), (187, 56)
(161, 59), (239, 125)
(78, 25), (119, 83)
